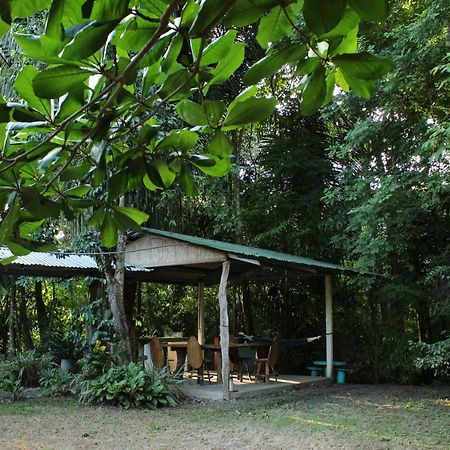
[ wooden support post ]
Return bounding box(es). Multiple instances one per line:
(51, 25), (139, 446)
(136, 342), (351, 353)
(218, 261), (231, 401)
(197, 282), (205, 346)
(325, 274), (333, 379)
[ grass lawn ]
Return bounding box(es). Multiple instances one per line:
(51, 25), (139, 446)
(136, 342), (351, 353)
(0, 384), (449, 449)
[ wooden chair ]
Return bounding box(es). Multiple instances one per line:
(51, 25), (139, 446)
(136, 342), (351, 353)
(149, 337), (165, 369)
(229, 338), (253, 382)
(255, 337), (281, 383)
(186, 336), (212, 384)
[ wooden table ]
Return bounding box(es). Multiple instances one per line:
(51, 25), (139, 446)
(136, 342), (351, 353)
(203, 343), (264, 383)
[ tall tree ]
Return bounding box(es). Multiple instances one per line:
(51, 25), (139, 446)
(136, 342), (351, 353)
(0, 0), (391, 360)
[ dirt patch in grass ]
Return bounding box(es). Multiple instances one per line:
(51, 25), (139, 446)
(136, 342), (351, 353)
(0, 384), (448, 449)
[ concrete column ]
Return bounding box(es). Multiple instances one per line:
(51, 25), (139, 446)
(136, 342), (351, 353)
(197, 282), (205, 345)
(325, 274), (333, 379)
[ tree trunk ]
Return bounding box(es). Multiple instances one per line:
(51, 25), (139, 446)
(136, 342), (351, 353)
(19, 285), (33, 350)
(103, 230), (133, 362)
(416, 298), (433, 342)
(35, 281), (49, 348)
(369, 294), (380, 384)
(231, 130), (243, 242)
(218, 261), (231, 401)
(124, 280), (138, 359)
(8, 280), (16, 357)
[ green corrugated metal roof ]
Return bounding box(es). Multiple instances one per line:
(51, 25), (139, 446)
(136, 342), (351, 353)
(141, 228), (361, 276)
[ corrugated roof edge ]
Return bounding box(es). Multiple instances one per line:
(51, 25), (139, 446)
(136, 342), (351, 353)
(138, 228), (377, 276)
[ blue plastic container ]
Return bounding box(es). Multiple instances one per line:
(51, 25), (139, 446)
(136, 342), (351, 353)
(336, 369), (346, 384)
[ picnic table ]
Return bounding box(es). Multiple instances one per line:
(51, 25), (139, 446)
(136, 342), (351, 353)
(312, 360), (348, 383)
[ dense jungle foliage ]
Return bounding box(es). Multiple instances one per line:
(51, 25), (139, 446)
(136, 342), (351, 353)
(0, 0), (448, 387)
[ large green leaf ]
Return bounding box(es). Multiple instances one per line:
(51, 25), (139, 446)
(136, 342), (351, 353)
(303, 0), (346, 36)
(348, 0), (387, 22)
(157, 68), (194, 100)
(224, 97), (276, 126)
(0, 197), (20, 244)
(101, 212), (118, 248)
(0, 19), (9, 38)
(14, 66), (51, 116)
(208, 131), (233, 157)
(112, 17), (158, 52)
(321, 8), (360, 38)
(244, 44), (306, 85)
(189, 0), (236, 38)
(300, 66), (326, 116)
(90, 0), (129, 20)
(112, 206), (149, 225)
(207, 42), (245, 86)
(256, 6), (294, 49)
(191, 154), (232, 177)
(108, 170), (129, 199)
(176, 100), (208, 126)
(228, 85), (258, 109)
(111, 210), (142, 232)
(161, 34), (183, 73)
(223, 0), (264, 27)
(140, 0), (168, 18)
(60, 162), (93, 181)
(203, 100), (226, 128)
(61, 20), (118, 61)
(333, 52), (392, 99)
(32, 65), (92, 99)
(45, 0), (65, 40)
(137, 33), (172, 69)
(14, 33), (72, 64)
(21, 188), (61, 219)
(155, 130), (199, 152)
(10, 0), (50, 19)
(201, 30), (237, 66)
(152, 159), (176, 188)
(178, 165), (197, 196)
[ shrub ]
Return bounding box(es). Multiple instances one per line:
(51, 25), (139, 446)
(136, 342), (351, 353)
(410, 337), (450, 382)
(0, 351), (53, 387)
(40, 368), (76, 396)
(79, 363), (183, 409)
(48, 331), (84, 362)
(77, 346), (111, 378)
(0, 368), (23, 400)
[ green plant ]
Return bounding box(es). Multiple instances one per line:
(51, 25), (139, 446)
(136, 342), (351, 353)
(39, 368), (76, 396)
(0, 368), (23, 400)
(79, 363), (183, 409)
(48, 331), (84, 362)
(0, 351), (53, 387)
(410, 337), (450, 381)
(77, 348), (111, 378)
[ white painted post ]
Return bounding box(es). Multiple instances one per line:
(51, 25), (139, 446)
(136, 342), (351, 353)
(325, 274), (333, 379)
(218, 261), (231, 401)
(197, 282), (205, 346)
(143, 343), (152, 369)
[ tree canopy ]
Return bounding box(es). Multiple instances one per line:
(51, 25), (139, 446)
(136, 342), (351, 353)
(0, 0), (391, 252)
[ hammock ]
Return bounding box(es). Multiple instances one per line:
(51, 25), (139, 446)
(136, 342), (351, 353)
(237, 332), (321, 349)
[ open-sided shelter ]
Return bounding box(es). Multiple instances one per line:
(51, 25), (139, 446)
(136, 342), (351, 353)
(125, 228), (360, 400)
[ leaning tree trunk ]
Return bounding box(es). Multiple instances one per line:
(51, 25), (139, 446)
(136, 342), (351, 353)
(35, 281), (49, 348)
(8, 279), (16, 357)
(124, 281), (138, 359)
(19, 285), (33, 350)
(103, 230), (133, 363)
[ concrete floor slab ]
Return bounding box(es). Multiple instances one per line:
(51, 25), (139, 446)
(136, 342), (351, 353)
(181, 375), (331, 400)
